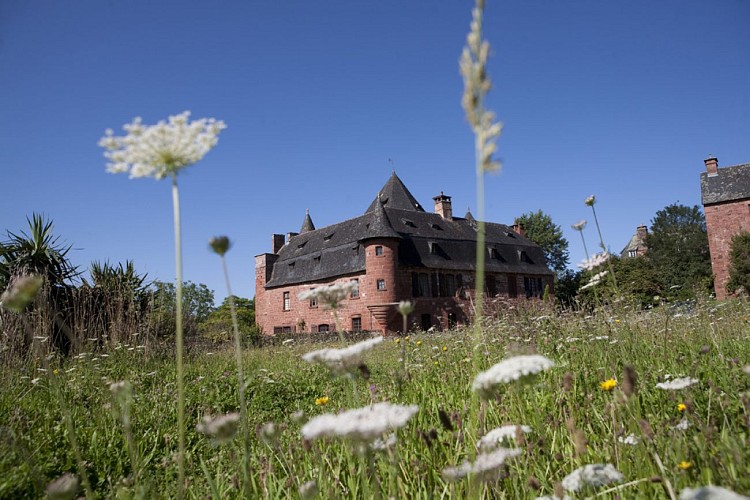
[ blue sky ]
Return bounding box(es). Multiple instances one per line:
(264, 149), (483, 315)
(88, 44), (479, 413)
(1, 0), (748, 304)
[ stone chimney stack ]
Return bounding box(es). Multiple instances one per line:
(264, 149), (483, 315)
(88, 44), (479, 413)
(433, 192), (453, 221)
(272, 234), (285, 254)
(512, 221), (526, 237)
(705, 156), (719, 177)
(287, 232), (299, 243)
(636, 225), (648, 240)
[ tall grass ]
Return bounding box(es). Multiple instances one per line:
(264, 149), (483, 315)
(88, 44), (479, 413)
(2, 298), (748, 497)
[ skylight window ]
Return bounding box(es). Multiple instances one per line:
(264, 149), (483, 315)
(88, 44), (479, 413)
(324, 233), (334, 241)
(402, 219), (416, 228)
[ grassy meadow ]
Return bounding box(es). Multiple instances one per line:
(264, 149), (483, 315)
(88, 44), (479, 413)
(2, 299), (749, 498)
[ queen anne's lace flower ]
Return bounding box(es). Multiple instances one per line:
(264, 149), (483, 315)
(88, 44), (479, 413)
(442, 447), (522, 482)
(472, 355), (554, 397)
(99, 111), (226, 180)
(196, 413), (240, 444)
(476, 425), (531, 450)
(302, 336), (383, 375)
(656, 377), (699, 390)
(301, 402), (418, 443)
(577, 252), (610, 272)
(298, 281), (358, 309)
(581, 271), (608, 290)
(562, 464), (623, 492)
(571, 220), (587, 231)
(618, 434), (640, 445)
(679, 486), (749, 500)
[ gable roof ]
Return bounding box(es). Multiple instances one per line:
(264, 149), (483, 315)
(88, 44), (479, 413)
(265, 175), (553, 288)
(620, 233), (646, 256)
(700, 163), (750, 205)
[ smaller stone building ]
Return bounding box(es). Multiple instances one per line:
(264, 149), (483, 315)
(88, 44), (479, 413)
(620, 225), (648, 258)
(254, 173), (554, 335)
(700, 156), (750, 299)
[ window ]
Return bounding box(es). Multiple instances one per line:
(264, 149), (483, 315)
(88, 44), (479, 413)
(318, 324), (330, 333)
(519, 251), (534, 264)
(402, 219), (416, 228)
(377, 279), (386, 290)
(351, 317), (362, 331)
(489, 247), (505, 261)
(283, 292), (290, 311)
(507, 275), (518, 298)
(628, 250), (637, 258)
(412, 272), (431, 297)
(486, 275), (497, 297)
(448, 313), (457, 328)
(313, 255), (321, 263)
(324, 233), (334, 241)
(273, 326), (292, 334)
(351, 278), (359, 298)
(375, 245), (383, 256)
(309, 289), (317, 308)
(445, 274), (456, 296)
(431, 223), (442, 230)
(524, 277), (544, 298)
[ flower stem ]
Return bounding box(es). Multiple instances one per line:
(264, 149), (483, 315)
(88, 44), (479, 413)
(590, 204), (619, 292)
(220, 255), (252, 498)
(171, 175), (185, 500)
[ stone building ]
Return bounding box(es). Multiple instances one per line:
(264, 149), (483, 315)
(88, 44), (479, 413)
(620, 225), (648, 258)
(254, 172), (554, 334)
(700, 156), (750, 299)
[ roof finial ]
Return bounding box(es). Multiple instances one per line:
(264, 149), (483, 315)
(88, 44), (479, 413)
(388, 157), (395, 174)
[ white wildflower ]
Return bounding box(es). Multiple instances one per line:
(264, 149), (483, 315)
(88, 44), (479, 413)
(442, 447), (522, 482)
(196, 413), (240, 444)
(298, 281), (358, 309)
(299, 480), (319, 500)
(584, 195), (596, 206)
(99, 111), (226, 180)
(31, 378), (41, 385)
(370, 433), (397, 451)
(656, 377), (699, 390)
(674, 418), (691, 431)
(581, 271), (608, 290)
(578, 252), (610, 272)
(46, 473), (79, 500)
(477, 425), (531, 450)
(618, 433), (640, 445)
(398, 300), (414, 316)
(472, 355), (554, 397)
(571, 220), (587, 231)
(744, 365), (750, 376)
(679, 486), (749, 500)
(302, 336), (383, 375)
(301, 402), (418, 443)
(562, 464), (623, 492)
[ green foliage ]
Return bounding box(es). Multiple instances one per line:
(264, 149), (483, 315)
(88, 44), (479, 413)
(554, 268), (581, 307)
(646, 203), (712, 299)
(199, 296), (260, 343)
(514, 210), (570, 275)
(149, 281), (215, 337)
(0, 214), (78, 291)
(578, 255), (662, 308)
(83, 260), (150, 298)
(726, 231), (750, 295)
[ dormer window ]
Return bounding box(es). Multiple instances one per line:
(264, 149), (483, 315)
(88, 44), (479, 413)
(489, 247), (505, 261)
(519, 251), (534, 264)
(297, 241), (307, 249)
(505, 231), (516, 239)
(313, 255), (321, 263)
(402, 219), (416, 228)
(429, 242), (440, 255)
(324, 233), (334, 241)
(431, 223), (443, 230)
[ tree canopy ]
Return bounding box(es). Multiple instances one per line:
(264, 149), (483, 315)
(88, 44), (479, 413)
(727, 231), (750, 295)
(645, 203), (712, 298)
(514, 210), (570, 275)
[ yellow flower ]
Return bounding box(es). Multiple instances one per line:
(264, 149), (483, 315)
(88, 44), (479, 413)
(442, 346), (448, 352)
(677, 461), (692, 470)
(52, 369), (59, 375)
(677, 403), (687, 412)
(405, 336), (410, 342)
(434, 361), (439, 366)
(315, 396), (329, 406)
(599, 379), (617, 391)
(416, 340), (422, 346)
(395, 338), (401, 344)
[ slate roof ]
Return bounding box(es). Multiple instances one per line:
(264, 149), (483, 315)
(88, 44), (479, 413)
(300, 210), (315, 233)
(620, 233), (646, 256)
(265, 174), (553, 288)
(700, 163), (750, 205)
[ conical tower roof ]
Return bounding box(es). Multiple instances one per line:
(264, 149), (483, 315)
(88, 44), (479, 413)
(360, 196), (401, 241)
(465, 208), (475, 221)
(365, 171), (425, 213)
(300, 209), (315, 233)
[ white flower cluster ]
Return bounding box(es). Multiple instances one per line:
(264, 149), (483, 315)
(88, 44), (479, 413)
(679, 486), (749, 500)
(472, 355), (554, 398)
(571, 220), (587, 231)
(617, 433), (640, 446)
(578, 252), (610, 272)
(561, 464), (623, 492)
(581, 271), (608, 290)
(301, 402), (418, 443)
(442, 447), (522, 482)
(298, 281), (358, 309)
(99, 111), (226, 180)
(656, 377), (699, 390)
(196, 412), (240, 444)
(476, 425), (531, 450)
(302, 336), (383, 375)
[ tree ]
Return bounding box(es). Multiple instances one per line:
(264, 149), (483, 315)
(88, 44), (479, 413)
(645, 203), (712, 299)
(199, 296), (259, 342)
(0, 214), (78, 291)
(727, 231), (750, 295)
(514, 210), (570, 275)
(150, 281), (215, 337)
(83, 260), (150, 297)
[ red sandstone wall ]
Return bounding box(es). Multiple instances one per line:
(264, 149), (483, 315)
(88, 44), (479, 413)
(704, 199), (750, 299)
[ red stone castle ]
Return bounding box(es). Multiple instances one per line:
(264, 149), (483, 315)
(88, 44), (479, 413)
(254, 173), (554, 334)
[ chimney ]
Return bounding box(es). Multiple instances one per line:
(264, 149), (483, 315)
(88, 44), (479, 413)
(433, 191), (453, 221)
(287, 232), (299, 243)
(704, 156), (718, 177)
(272, 234), (285, 254)
(512, 221), (526, 237)
(636, 225), (648, 241)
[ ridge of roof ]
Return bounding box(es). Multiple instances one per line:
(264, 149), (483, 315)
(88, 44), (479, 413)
(365, 171), (425, 213)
